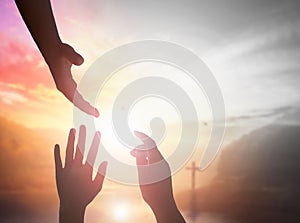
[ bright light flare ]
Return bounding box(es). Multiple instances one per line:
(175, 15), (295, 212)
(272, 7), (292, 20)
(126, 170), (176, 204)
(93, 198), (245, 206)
(113, 203), (129, 221)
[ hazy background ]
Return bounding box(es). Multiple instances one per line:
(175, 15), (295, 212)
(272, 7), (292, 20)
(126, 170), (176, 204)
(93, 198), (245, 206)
(1, 0), (300, 222)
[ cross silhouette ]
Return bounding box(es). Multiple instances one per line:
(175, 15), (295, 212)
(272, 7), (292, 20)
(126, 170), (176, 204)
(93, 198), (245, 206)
(186, 161), (200, 221)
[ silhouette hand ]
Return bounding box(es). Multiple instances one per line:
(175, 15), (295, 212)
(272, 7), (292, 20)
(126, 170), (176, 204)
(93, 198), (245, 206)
(131, 131), (185, 223)
(48, 43), (99, 117)
(15, 0), (99, 117)
(54, 126), (107, 223)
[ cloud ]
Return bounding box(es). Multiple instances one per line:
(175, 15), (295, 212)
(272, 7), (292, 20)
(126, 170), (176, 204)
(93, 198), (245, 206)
(200, 1), (300, 116)
(0, 90), (27, 105)
(227, 106), (296, 124)
(178, 109), (300, 222)
(0, 40), (52, 89)
(0, 116), (66, 222)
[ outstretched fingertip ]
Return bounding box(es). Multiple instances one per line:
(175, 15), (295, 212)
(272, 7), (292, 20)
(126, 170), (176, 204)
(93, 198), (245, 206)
(102, 161), (108, 168)
(134, 130), (142, 136)
(134, 130), (148, 139)
(54, 144), (62, 171)
(94, 108), (100, 117)
(73, 52), (84, 66)
(77, 55), (84, 65)
(73, 91), (100, 118)
(96, 131), (101, 138)
(69, 128), (76, 136)
(54, 144), (60, 155)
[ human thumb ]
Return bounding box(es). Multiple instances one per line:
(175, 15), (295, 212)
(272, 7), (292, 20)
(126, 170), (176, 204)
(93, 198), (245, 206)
(63, 44), (84, 66)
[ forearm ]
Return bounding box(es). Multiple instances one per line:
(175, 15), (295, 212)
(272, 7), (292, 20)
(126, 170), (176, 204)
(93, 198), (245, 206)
(15, 0), (62, 63)
(59, 205), (86, 223)
(151, 200), (186, 223)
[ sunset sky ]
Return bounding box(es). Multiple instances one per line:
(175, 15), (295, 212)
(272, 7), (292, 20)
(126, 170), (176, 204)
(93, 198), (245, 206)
(1, 0), (300, 222)
(1, 0), (300, 129)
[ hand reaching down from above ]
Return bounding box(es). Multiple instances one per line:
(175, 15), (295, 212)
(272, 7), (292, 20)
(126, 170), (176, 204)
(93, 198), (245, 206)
(47, 43), (99, 117)
(15, 0), (99, 117)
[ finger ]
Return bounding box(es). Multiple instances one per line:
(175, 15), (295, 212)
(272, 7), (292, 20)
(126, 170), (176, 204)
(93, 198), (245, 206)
(130, 148), (148, 166)
(73, 90), (100, 117)
(134, 131), (156, 149)
(134, 131), (165, 163)
(71, 50), (84, 66)
(58, 76), (99, 118)
(134, 131), (151, 142)
(63, 43), (84, 66)
(65, 128), (76, 169)
(54, 144), (62, 175)
(86, 131), (101, 168)
(75, 125), (86, 164)
(93, 161), (108, 192)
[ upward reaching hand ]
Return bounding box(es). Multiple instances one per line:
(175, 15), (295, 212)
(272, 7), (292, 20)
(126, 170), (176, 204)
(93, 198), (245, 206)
(131, 131), (186, 223)
(54, 126), (107, 223)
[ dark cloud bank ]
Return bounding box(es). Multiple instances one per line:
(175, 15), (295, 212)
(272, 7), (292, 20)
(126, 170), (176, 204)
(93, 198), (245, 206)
(178, 110), (300, 222)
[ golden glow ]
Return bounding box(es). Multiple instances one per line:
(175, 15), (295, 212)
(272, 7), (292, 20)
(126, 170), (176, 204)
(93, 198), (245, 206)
(113, 202), (129, 222)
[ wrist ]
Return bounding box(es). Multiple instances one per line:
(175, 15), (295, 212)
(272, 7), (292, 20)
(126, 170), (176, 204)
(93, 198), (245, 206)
(150, 199), (185, 223)
(59, 204), (86, 223)
(151, 199), (176, 217)
(42, 41), (64, 66)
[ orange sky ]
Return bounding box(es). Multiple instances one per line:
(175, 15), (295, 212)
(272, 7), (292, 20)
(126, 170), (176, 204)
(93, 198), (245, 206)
(0, 6), (71, 129)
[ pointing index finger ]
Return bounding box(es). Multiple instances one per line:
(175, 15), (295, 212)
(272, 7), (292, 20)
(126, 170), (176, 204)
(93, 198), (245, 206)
(73, 89), (99, 117)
